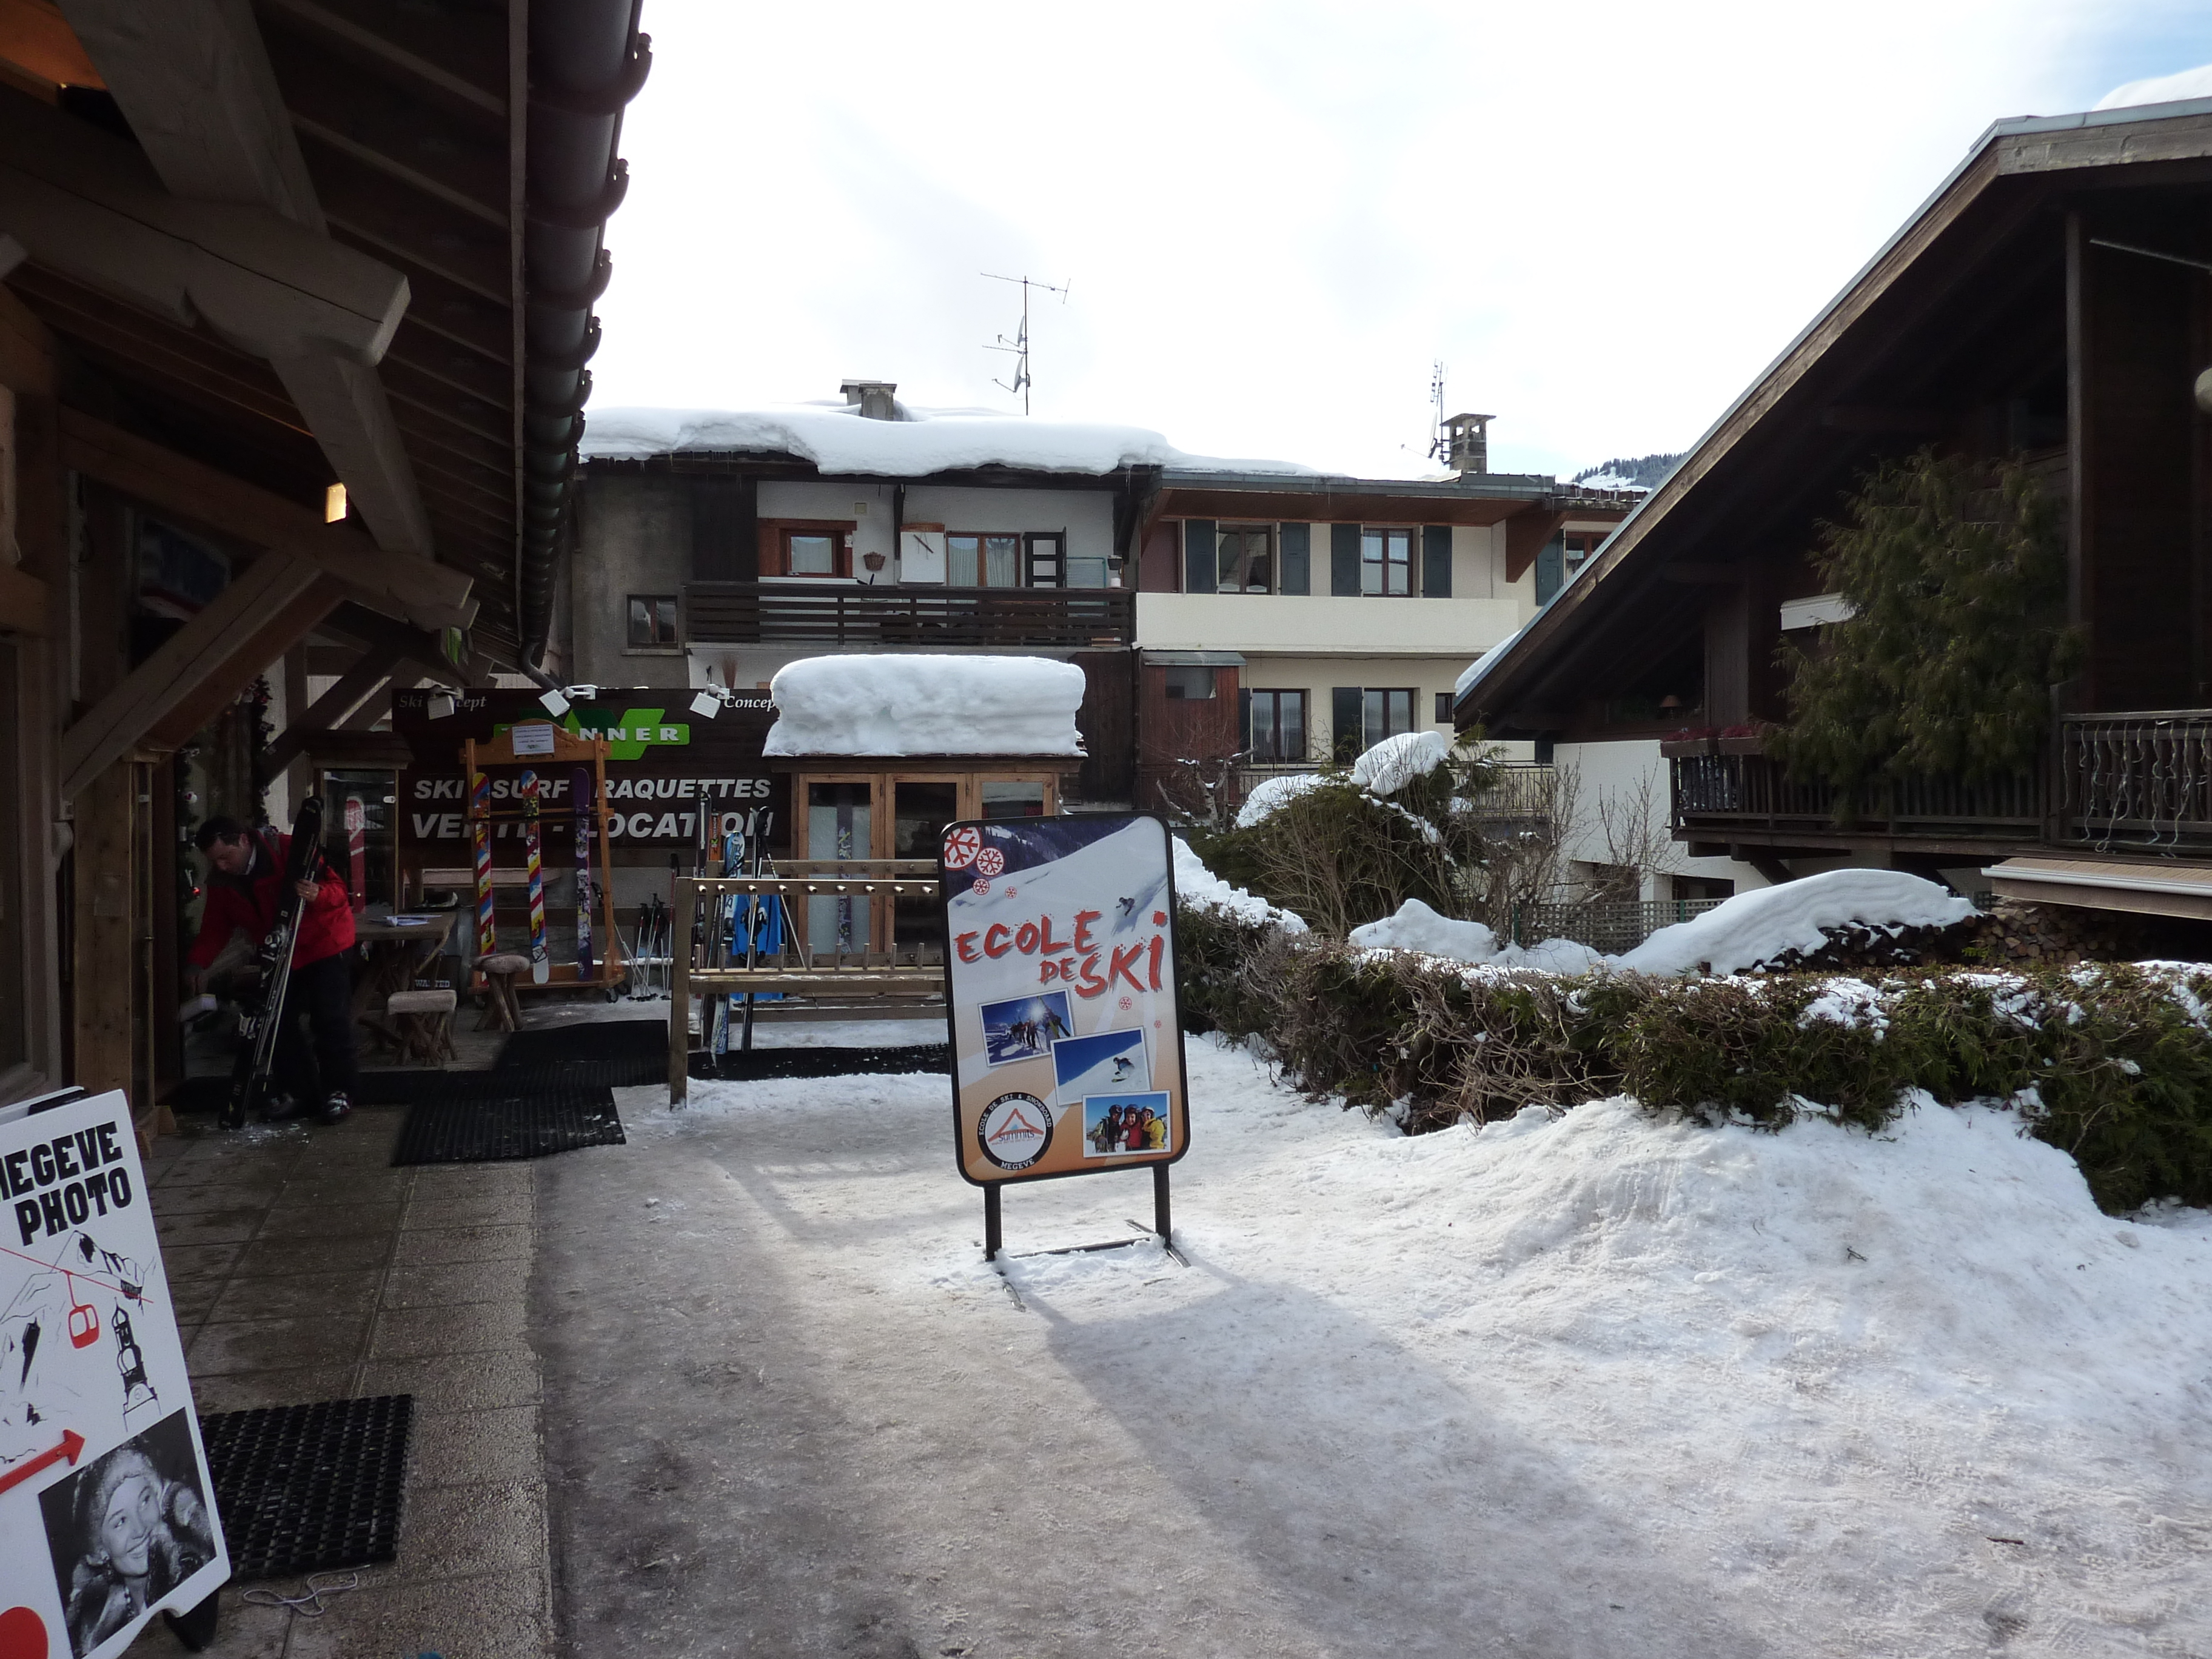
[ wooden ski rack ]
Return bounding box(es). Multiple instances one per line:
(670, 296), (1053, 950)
(460, 722), (622, 992)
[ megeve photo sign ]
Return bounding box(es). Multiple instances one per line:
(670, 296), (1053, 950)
(939, 814), (1190, 1186)
(1, 1091), (230, 1659)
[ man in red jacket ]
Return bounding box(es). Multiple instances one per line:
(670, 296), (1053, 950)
(185, 817), (358, 1124)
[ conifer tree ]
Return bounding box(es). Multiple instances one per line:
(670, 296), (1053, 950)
(1774, 449), (2078, 795)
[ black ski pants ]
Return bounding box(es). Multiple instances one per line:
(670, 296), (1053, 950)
(271, 950), (360, 1102)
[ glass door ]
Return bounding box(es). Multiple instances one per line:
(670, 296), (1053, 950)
(893, 779), (960, 959)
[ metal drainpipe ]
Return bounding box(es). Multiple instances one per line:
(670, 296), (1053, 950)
(519, 0), (652, 665)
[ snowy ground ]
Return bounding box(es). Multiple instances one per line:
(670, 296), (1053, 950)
(546, 1037), (2212, 1657)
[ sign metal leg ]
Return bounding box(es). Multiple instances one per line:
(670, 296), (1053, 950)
(984, 1185), (1003, 1261)
(1153, 1163), (1171, 1247)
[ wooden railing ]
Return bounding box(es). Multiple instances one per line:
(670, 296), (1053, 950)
(683, 581), (1136, 649)
(668, 863), (945, 1102)
(1670, 752), (2043, 840)
(2060, 711), (2212, 850)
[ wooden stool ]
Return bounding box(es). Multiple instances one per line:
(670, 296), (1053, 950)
(386, 987), (458, 1064)
(475, 953), (530, 1031)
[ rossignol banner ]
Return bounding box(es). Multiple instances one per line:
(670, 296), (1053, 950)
(940, 814), (1190, 1186)
(1, 1092), (229, 1659)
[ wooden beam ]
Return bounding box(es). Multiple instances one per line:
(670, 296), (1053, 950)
(70, 757), (135, 1100)
(1504, 508), (1568, 585)
(319, 598), (467, 687)
(59, 550), (323, 798)
(1661, 563), (1747, 585)
(142, 575), (340, 752)
(0, 278), (56, 394)
(0, 559), (50, 632)
(59, 408), (477, 628)
(265, 638), (399, 768)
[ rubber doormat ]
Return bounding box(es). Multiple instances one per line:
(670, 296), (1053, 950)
(497, 1019), (666, 1071)
(691, 1043), (950, 1081)
(390, 1087), (625, 1165)
(360, 1062), (654, 1105)
(199, 1395), (412, 1581)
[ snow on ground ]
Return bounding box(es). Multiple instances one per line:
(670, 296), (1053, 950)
(1173, 834), (1309, 932)
(2094, 62), (2212, 110)
(578, 401), (1318, 478)
(614, 1037), (2212, 1656)
(1348, 868), (1974, 979)
(764, 653), (1084, 757)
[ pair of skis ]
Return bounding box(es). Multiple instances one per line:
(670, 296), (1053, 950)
(471, 762), (600, 988)
(706, 810), (780, 1057)
(221, 797), (326, 1129)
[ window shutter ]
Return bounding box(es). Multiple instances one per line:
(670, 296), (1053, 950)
(1330, 525), (1359, 596)
(1421, 526), (1452, 598)
(1331, 686), (1363, 762)
(1535, 533), (1565, 605)
(1238, 687), (1253, 754)
(1182, 520), (1215, 594)
(1278, 523), (1310, 595)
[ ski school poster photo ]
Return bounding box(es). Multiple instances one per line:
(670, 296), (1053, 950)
(939, 814), (1190, 1187)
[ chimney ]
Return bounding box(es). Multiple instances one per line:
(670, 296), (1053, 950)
(840, 379), (899, 421)
(1441, 412), (1492, 477)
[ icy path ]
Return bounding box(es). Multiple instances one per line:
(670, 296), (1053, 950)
(534, 1038), (2212, 1658)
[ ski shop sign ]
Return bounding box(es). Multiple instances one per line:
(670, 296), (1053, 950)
(1, 1092), (230, 1658)
(939, 814), (1190, 1186)
(400, 772), (780, 849)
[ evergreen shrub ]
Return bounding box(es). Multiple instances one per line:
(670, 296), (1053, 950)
(1178, 913), (2212, 1214)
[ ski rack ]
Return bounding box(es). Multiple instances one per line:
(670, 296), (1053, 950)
(667, 859), (943, 1103)
(460, 723), (622, 994)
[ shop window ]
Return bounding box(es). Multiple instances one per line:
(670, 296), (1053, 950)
(1362, 688), (1416, 749)
(1162, 666), (1216, 700)
(1246, 689), (1306, 762)
(626, 595), (677, 648)
(1434, 691), (1454, 723)
(981, 780), (1047, 817)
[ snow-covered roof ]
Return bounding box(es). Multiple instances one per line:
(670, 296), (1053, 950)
(580, 400), (1318, 480)
(762, 654), (1086, 757)
(2094, 63), (2212, 111)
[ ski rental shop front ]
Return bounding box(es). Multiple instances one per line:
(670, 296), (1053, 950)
(384, 662), (1078, 999)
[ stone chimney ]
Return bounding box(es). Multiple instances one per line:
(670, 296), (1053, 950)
(1440, 412), (1492, 476)
(840, 379), (899, 421)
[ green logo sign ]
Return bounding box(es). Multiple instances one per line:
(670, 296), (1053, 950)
(495, 708), (692, 761)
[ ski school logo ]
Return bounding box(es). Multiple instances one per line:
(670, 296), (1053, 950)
(943, 825), (982, 870)
(977, 1092), (1052, 1171)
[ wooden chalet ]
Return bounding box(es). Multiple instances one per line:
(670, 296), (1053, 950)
(0, 0), (647, 1116)
(1456, 93), (2212, 922)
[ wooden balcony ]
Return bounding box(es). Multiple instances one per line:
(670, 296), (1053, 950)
(1671, 752), (2043, 847)
(683, 581), (1135, 649)
(2061, 711), (2212, 850)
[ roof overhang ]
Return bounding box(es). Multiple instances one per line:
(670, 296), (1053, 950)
(1985, 856), (2212, 920)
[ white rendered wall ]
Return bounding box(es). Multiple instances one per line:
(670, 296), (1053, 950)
(1136, 592), (1523, 657)
(1552, 739), (1771, 900)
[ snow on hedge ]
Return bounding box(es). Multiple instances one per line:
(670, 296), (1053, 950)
(1350, 868), (1975, 980)
(1349, 730), (1450, 796)
(580, 401), (1317, 478)
(763, 654), (1085, 756)
(1173, 836), (1308, 933)
(1616, 868), (1972, 976)
(1233, 771), (1327, 830)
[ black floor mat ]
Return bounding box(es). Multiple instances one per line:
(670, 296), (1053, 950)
(389, 1087), (626, 1165)
(496, 1018), (667, 1068)
(360, 1060), (663, 1105)
(199, 1396), (412, 1581)
(691, 1043), (950, 1081)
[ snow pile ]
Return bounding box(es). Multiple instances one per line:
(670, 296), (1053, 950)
(580, 401), (1316, 478)
(2093, 62), (2212, 111)
(1616, 868), (1972, 976)
(1349, 729), (1449, 796)
(1172, 836), (1307, 934)
(1232, 771), (1327, 830)
(762, 654), (1084, 756)
(1350, 897), (1494, 959)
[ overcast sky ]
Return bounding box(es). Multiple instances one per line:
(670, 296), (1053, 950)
(588, 1), (2212, 480)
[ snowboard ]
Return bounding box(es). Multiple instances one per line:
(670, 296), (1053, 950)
(522, 768), (548, 984)
(572, 763), (596, 982)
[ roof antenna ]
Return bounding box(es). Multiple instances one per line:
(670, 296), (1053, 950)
(1426, 360), (1448, 464)
(981, 272), (1070, 415)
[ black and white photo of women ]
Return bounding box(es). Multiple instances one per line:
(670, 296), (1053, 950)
(39, 1410), (217, 1658)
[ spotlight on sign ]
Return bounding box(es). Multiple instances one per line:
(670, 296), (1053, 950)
(538, 687), (571, 717)
(426, 691), (456, 720)
(689, 688), (723, 719)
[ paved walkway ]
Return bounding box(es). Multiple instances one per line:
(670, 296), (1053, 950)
(128, 1106), (553, 1658)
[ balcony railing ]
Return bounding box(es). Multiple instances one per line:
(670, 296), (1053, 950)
(1671, 752), (2043, 841)
(2061, 711), (2212, 850)
(684, 581), (1134, 649)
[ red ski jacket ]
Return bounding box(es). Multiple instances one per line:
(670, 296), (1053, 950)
(187, 830), (356, 970)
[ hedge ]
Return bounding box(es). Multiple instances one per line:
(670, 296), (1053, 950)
(1175, 910), (2212, 1214)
